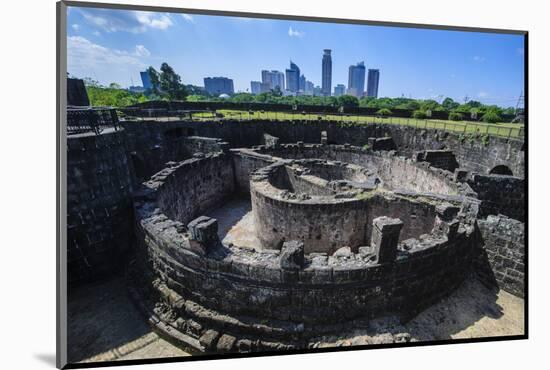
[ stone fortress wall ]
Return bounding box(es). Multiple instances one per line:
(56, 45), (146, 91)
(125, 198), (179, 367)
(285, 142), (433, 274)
(120, 119), (524, 178)
(67, 108), (525, 350)
(115, 119), (524, 299)
(67, 128), (134, 285)
(131, 147), (477, 351)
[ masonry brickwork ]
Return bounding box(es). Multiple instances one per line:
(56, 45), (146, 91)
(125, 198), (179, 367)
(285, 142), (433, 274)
(68, 109), (525, 351)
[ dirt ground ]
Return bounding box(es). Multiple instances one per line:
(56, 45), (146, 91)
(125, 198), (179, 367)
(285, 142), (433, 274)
(67, 273), (524, 364)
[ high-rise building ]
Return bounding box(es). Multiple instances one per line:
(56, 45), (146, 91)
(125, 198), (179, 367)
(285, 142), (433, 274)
(261, 70), (272, 90)
(261, 70), (285, 91)
(270, 70), (285, 91)
(348, 62), (366, 97)
(366, 69), (380, 98)
(299, 74), (306, 92)
(140, 71), (152, 90)
(250, 81), (262, 95)
(321, 49), (332, 96)
(285, 61), (300, 93)
(313, 85), (322, 96)
(260, 82), (271, 93)
(334, 84), (346, 97)
(204, 77), (234, 96)
(305, 81), (314, 95)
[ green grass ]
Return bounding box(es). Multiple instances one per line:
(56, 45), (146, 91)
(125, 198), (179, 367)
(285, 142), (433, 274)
(186, 109), (524, 139)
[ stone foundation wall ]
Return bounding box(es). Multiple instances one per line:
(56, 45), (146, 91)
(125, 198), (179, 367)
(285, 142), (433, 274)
(134, 194), (475, 344)
(67, 128), (133, 285)
(251, 187), (370, 253)
(122, 120), (524, 178)
(475, 215), (525, 297)
(365, 194), (439, 244)
(467, 174), (525, 222)
(245, 144), (465, 196)
(148, 153), (235, 225)
(415, 150), (459, 172)
(121, 122), (227, 182)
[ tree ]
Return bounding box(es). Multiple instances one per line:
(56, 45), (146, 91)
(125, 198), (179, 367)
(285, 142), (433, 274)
(481, 111), (502, 123)
(159, 63), (187, 101)
(448, 111), (464, 121)
(146, 66), (161, 95)
(337, 95), (359, 108)
(442, 97), (459, 110)
(271, 86), (283, 97)
(376, 108), (392, 116)
(83, 77), (101, 88)
(412, 110), (428, 119)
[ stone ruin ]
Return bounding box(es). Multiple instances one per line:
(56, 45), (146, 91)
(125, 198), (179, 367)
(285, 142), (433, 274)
(66, 88), (525, 353)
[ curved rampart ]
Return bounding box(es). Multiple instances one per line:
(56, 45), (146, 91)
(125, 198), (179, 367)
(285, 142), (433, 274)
(131, 152), (479, 352)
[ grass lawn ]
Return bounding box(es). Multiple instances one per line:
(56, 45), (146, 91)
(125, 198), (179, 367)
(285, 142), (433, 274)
(186, 109), (524, 139)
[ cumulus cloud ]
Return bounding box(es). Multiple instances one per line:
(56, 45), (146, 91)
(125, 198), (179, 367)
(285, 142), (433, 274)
(134, 44), (151, 57)
(181, 14), (194, 23)
(288, 26), (304, 38)
(72, 24), (79, 31)
(472, 55), (486, 62)
(79, 8), (173, 33)
(68, 36), (146, 71)
(68, 36), (152, 86)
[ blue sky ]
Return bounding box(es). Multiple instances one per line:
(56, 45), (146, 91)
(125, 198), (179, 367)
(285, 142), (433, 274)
(67, 6), (525, 106)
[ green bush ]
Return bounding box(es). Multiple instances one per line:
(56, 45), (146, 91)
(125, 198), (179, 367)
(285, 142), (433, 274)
(448, 112), (464, 121)
(481, 111), (502, 123)
(376, 108), (392, 116)
(412, 110), (427, 119)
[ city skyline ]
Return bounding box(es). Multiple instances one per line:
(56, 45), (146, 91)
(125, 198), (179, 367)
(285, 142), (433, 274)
(67, 6), (525, 106)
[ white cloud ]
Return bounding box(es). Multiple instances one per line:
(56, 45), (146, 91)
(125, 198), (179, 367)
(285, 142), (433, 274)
(68, 36), (152, 86)
(68, 36), (146, 72)
(80, 9), (173, 33)
(477, 91), (488, 98)
(181, 14), (194, 23)
(288, 26), (304, 38)
(72, 24), (79, 31)
(92, 30), (101, 37)
(517, 47), (525, 55)
(135, 11), (173, 30)
(134, 44), (151, 57)
(472, 55), (486, 62)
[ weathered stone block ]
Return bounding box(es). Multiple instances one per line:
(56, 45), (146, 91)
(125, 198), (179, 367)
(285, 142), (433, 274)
(216, 334), (237, 352)
(199, 329), (220, 350)
(372, 217), (403, 264)
(187, 216), (218, 247)
(279, 240), (305, 270)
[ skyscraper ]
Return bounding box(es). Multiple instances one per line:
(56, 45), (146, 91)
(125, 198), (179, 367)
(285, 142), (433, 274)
(305, 81), (314, 95)
(204, 77), (234, 96)
(366, 69), (380, 98)
(321, 49), (332, 96)
(262, 70), (285, 92)
(285, 61), (300, 93)
(348, 62), (366, 97)
(261, 70), (273, 90)
(299, 74), (306, 92)
(140, 71), (152, 90)
(334, 84), (346, 97)
(250, 81), (262, 95)
(270, 70), (285, 91)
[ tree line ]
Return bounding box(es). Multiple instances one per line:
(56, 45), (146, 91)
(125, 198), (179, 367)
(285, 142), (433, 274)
(77, 62), (518, 124)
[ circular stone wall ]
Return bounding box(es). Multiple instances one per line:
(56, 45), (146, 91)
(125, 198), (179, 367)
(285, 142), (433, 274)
(131, 145), (480, 353)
